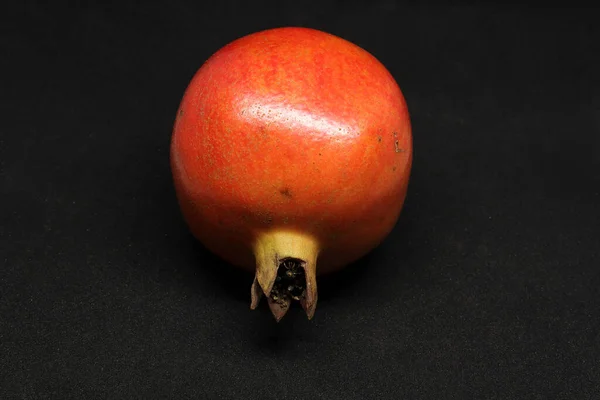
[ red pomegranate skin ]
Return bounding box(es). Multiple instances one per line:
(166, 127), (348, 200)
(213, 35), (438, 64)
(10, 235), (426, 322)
(171, 27), (412, 276)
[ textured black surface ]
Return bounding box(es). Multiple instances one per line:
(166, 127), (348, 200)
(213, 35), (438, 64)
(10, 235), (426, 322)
(2, 1), (600, 398)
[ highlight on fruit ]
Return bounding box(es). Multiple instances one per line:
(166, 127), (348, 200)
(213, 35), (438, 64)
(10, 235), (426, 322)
(170, 27), (413, 321)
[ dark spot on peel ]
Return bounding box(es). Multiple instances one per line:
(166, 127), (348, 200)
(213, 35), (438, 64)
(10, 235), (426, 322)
(392, 166), (397, 172)
(393, 131), (403, 153)
(279, 187), (293, 198)
(377, 135), (382, 143)
(265, 212), (274, 226)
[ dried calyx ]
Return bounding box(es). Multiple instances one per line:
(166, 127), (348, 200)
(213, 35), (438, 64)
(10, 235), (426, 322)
(250, 231), (318, 321)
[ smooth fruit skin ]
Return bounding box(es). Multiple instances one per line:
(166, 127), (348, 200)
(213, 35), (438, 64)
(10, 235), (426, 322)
(171, 27), (412, 276)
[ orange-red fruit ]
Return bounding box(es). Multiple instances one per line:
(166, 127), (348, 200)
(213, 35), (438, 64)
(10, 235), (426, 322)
(171, 27), (412, 320)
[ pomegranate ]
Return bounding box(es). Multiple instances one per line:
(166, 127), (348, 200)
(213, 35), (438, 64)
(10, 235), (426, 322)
(171, 27), (412, 321)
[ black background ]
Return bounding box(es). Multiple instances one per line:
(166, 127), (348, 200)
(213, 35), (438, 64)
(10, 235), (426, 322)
(2, 1), (600, 398)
